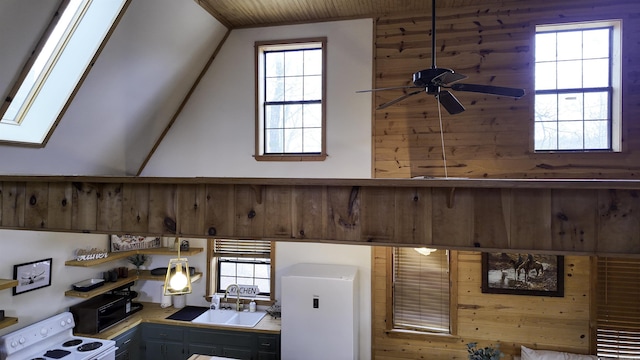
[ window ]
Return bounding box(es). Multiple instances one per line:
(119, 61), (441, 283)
(534, 21), (621, 152)
(208, 239), (274, 300)
(255, 38), (327, 161)
(393, 248), (454, 334)
(0, 0), (128, 145)
(596, 257), (640, 359)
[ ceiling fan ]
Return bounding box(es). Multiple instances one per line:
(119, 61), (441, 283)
(359, 0), (525, 114)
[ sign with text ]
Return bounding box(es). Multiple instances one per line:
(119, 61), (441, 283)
(226, 285), (259, 297)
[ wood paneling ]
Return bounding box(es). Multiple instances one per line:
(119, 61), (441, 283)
(372, 248), (592, 360)
(0, 177), (638, 257)
(372, 0), (640, 179)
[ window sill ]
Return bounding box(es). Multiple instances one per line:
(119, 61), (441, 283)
(385, 328), (460, 342)
(254, 154), (327, 162)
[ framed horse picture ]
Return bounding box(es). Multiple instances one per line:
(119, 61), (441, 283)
(481, 252), (564, 297)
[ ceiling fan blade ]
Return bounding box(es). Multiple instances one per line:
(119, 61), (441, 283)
(436, 71), (467, 85)
(438, 91), (465, 115)
(450, 83), (525, 98)
(377, 90), (424, 110)
(356, 85), (421, 93)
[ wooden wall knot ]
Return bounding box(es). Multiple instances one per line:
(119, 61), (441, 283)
(556, 212), (569, 221)
(29, 195), (37, 206)
(248, 209), (256, 219)
(208, 227), (217, 236)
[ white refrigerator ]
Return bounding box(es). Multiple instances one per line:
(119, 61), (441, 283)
(281, 263), (359, 360)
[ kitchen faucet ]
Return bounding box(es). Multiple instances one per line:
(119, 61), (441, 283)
(223, 284), (242, 311)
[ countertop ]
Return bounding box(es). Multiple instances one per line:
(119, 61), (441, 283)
(76, 302), (281, 340)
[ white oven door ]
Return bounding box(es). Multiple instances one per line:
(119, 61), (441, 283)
(87, 346), (116, 360)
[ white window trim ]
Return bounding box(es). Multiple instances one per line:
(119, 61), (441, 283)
(535, 20), (622, 152)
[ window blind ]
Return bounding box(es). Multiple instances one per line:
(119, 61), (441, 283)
(597, 257), (640, 359)
(213, 239), (271, 259)
(393, 248), (450, 333)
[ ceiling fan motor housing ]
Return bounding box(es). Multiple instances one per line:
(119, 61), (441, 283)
(412, 68), (454, 87)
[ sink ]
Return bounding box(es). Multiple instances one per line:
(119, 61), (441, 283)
(191, 309), (267, 328)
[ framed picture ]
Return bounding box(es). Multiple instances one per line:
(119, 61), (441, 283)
(481, 252), (564, 297)
(13, 258), (52, 296)
(110, 235), (161, 252)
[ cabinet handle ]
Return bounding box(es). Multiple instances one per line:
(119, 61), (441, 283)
(261, 342), (271, 346)
(123, 339), (132, 345)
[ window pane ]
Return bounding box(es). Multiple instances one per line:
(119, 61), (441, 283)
(237, 277), (253, 286)
(304, 49), (322, 75)
(583, 59), (609, 88)
(255, 263), (270, 278)
(266, 129), (283, 153)
(266, 77), (284, 101)
(557, 60), (582, 89)
(285, 51), (303, 76)
(265, 105), (283, 128)
(220, 276), (236, 290)
(558, 93), (583, 121)
(303, 128), (322, 153)
(583, 29), (609, 59)
(584, 92), (608, 120)
(284, 128), (303, 152)
(284, 104), (303, 128)
(255, 278), (271, 294)
(265, 52), (284, 77)
(535, 33), (556, 62)
(304, 75), (322, 100)
(237, 263), (255, 278)
(558, 121), (584, 150)
(535, 121), (558, 150)
(585, 121), (609, 149)
(557, 31), (582, 61)
(285, 76), (303, 101)
(220, 262), (235, 276)
(304, 104), (322, 127)
(535, 62), (557, 90)
(535, 94), (557, 122)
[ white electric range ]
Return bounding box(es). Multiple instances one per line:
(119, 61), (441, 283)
(0, 312), (116, 360)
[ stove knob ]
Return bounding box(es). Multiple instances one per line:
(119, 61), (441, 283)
(66, 318), (72, 325)
(19, 337), (26, 344)
(60, 320), (66, 327)
(10, 341), (17, 348)
(40, 327), (48, 336)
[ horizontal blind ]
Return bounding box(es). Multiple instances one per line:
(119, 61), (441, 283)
(213, 239), (271, 259)
(597, 257), (640, 359)
(393, 248), (449, 333)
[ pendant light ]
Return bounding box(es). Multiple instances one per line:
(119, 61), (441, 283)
(163, 237), (192, 295)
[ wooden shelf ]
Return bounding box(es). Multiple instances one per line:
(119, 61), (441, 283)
(0, 279), (18, 291)
(0, 317), (18, 330)
(65, 270), (203, 299)
(64, 247), (204, 267)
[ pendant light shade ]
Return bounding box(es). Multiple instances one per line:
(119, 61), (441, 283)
(163, 238), (192, 295)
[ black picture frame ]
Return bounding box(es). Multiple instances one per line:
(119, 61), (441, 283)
(13, 258), (52, 296)
(481, 252), (564, 297)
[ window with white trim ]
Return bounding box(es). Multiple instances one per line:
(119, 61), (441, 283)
(255, 38), (327, 160)
(393, 248), (453, 334)
(208, 239), (273, 299)
(0, 0), (128, 145)
(534, 21), (621, 152)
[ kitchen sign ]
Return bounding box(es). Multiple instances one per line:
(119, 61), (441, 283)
(226, 285), (259, 297)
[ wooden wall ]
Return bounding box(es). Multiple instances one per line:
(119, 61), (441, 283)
(372, 0), (640, 179)
(372, 248), (592, 359)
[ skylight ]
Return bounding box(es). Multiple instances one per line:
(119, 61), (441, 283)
(0, 0), (128, 145)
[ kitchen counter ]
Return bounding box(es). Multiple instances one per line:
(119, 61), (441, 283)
(76, 302), (281, 340)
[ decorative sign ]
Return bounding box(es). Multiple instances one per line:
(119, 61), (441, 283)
(75, 248), (109, 261)
(226, 285), (260, 297)
(110, 235), (161, 252)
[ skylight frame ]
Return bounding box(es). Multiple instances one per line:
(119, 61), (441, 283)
(0, 0), (130, 146)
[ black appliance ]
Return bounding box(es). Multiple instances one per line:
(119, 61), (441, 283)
(70, 294), (127, 334)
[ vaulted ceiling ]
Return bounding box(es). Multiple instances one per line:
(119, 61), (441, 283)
(195, 0), (509, 28)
